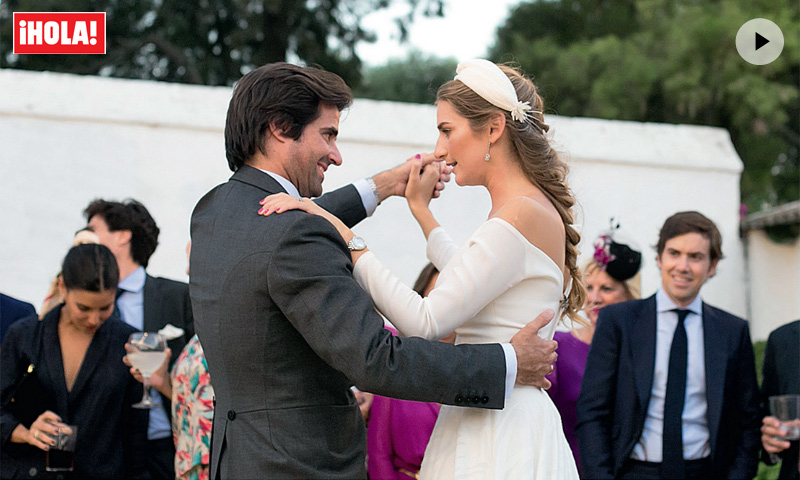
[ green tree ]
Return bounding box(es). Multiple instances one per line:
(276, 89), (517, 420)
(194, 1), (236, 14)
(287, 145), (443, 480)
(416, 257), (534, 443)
(491, 0), (799, 212)
(355, 51), (457, 104)
(0, 0), (445, 87)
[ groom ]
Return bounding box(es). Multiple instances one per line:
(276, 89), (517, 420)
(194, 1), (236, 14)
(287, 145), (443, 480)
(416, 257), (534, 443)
(190, 62), (558, 479)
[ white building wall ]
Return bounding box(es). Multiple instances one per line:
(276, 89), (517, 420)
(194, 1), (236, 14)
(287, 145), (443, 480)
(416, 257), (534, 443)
(745, 230), (800, 340)
(0, 70), (751, 328)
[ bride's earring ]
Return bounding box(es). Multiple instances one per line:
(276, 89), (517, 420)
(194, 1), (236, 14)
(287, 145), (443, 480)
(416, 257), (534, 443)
(484, 142), (492, 161)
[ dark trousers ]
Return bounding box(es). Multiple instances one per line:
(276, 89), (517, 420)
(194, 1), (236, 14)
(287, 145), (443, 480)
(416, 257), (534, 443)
(145, 436), (175, 479)
(619, 457), (711, 480)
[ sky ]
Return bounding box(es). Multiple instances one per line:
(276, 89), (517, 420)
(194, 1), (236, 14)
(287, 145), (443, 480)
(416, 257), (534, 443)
(356, 0), (523, 66)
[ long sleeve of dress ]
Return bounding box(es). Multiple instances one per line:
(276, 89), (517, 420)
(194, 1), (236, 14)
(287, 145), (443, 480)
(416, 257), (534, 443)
(353, 219), (532, 341)
(425, 227), (458, 270)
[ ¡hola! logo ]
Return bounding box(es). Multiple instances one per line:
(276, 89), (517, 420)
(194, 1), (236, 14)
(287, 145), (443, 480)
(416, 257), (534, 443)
(13, 12), (106, 54)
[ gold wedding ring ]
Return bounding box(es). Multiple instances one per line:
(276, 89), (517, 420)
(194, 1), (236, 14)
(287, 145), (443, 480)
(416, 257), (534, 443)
(33, 430), (39, 440)
(549, 365), (554, 374)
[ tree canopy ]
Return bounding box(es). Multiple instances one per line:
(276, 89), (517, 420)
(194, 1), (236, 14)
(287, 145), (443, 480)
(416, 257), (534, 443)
(491, 0), (799, 212)
(0, 0), (444, 87)
(354, 51), (456, 104)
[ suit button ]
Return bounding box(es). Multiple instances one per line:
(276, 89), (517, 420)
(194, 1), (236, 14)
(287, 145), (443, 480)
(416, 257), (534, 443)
(455, 395), (464, 404)
(481, 396), (489, 404)
(227, 410), (236, 420)
(472, 396), (480, 404)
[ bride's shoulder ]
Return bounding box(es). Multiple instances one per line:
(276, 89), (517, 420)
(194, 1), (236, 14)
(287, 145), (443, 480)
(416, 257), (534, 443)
(492, 197), (565, 257)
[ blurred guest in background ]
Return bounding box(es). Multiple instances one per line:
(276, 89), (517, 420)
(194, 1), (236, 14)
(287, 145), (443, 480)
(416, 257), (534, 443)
(546, 226), (641, 475)
(760, 319), (800, 480)
(125, 241), (214, 480)
(577, 211), (761, 479)
(39, 228), (100, 318)
(0, 294), (35, 344)
(1, 244), (147, 479)
(85, 198), (193, 479)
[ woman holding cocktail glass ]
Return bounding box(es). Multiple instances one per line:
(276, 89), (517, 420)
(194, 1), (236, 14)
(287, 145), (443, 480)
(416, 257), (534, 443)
(0, 244), (148, 478)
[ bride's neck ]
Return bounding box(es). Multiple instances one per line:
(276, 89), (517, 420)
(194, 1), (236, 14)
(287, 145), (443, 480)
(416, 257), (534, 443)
(486, 166), (540, 217)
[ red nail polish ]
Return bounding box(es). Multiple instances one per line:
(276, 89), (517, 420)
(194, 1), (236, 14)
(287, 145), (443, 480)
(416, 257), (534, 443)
(415, 154), (421, 159)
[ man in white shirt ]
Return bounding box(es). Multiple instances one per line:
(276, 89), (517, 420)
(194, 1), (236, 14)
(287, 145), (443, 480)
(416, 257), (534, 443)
(577, 211), (761, 479)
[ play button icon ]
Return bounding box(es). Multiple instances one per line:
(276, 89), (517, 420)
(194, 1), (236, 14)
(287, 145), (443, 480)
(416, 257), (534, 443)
(737, 18), (784, 65)
(755, 32), (769, 51)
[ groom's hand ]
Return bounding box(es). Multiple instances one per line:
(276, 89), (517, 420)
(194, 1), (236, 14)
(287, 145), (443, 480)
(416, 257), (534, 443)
(510, 310), (558, 389)
(371, 154), (451, 201)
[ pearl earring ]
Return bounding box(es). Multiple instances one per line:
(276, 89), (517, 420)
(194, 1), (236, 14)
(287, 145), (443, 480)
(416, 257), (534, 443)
(485, 142), (492, 161)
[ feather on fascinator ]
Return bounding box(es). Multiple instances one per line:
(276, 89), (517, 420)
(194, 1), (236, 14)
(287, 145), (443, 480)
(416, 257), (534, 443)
(454, 59), (540, 123)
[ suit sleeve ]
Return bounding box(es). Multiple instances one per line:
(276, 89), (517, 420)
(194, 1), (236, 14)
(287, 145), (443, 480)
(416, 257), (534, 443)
(726, 322), (761, 479)
(316, 184), (367, 229)
(576, 310), (619, 479)
(266, 214), (507, 408)
(0, 321), (28, 445)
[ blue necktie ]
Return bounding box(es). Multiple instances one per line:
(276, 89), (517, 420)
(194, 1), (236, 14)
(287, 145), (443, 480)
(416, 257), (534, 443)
(662, 308), (690, 479)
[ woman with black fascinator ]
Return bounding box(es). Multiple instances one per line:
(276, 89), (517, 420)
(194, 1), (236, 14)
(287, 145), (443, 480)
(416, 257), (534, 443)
(546, 222), (642, 476)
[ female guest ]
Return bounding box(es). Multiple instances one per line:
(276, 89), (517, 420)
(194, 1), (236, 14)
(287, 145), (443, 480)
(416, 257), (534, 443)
(0, 244), (147, 478)
(546, 229), (641, 474)
(261, 59), (583, 479)
(367, 263), (457, 480)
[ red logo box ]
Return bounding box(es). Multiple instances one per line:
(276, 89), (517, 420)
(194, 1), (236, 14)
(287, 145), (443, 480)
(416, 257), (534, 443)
(13, 12), (106, 54)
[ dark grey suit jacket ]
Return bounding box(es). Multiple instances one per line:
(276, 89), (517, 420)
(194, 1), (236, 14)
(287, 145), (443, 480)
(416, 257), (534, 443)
(576, 295), (762, 479)
(190, 166), (507, 479)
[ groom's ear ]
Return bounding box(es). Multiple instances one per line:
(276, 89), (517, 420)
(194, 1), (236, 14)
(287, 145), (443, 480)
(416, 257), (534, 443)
(269, 122), (292, 143)
(487, 112), (506, 143)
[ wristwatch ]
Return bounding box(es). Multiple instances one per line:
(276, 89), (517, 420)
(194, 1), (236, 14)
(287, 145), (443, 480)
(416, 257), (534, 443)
(347, 236), (367, 251)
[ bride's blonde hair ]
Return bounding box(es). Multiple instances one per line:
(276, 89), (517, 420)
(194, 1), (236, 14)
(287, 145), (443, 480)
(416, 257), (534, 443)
(437, 63), (586, 325)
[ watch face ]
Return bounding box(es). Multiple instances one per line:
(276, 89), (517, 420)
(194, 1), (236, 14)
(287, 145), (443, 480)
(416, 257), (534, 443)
(349, 236), (366, 251)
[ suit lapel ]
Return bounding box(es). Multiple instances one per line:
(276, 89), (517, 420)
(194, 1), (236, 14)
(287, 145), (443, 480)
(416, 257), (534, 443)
(702, 303), (726, 457)
(631, 295), (658, 412)
(67, 319), (112, 403)
(40, 310), (70, 417)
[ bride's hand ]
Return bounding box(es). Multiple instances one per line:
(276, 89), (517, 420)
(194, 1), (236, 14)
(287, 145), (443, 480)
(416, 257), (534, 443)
(258, 193), (328, 217)
(258, 194), (363, 259)
(405, 159), (442, 213)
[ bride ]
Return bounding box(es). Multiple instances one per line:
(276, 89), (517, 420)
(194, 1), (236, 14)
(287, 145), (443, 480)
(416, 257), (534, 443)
(259, 59), (583, 479)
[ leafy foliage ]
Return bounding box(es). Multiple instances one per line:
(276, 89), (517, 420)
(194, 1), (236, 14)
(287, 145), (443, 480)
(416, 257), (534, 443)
(355, 51), (456, 104)
(0, 0), (444, 88)
(491, 0), (799, 212)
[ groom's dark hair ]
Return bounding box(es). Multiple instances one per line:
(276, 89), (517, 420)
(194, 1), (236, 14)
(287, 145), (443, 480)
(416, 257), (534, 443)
(225, 62), (353, 172)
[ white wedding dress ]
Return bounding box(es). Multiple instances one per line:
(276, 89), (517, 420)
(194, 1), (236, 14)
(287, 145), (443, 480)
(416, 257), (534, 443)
(353, 217), (579, 479)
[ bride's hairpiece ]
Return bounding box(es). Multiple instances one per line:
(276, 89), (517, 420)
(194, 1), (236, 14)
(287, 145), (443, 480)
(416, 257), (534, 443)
(454, 59), (541, 123)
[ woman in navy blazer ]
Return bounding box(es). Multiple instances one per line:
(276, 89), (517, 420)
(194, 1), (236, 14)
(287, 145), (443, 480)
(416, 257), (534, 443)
(0, 244), (147, 478)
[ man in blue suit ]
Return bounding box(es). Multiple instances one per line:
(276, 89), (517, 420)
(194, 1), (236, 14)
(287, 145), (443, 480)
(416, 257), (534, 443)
(577, 211), (761, 479)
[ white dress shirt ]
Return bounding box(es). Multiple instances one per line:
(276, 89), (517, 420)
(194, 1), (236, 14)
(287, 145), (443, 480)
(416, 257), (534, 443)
(632, 289), (710, 461)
